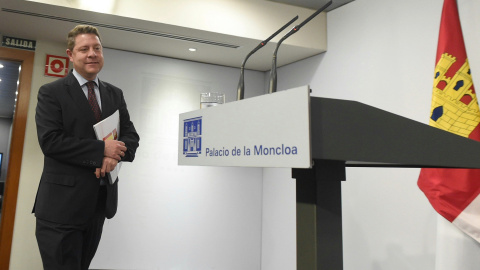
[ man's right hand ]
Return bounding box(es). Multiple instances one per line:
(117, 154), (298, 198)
(104, 140), (127, 161)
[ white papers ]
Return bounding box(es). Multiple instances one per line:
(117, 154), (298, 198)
(93, 110), (121, 184)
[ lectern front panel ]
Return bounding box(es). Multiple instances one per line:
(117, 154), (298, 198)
(178, 86), (312, 168)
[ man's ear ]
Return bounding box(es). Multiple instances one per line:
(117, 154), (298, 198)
(66, 49), (73, 62)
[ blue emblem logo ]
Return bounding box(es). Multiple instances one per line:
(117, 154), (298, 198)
(183, 116), (202, 157)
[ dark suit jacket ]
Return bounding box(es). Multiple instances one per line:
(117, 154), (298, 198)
(33, 71), (139, 225)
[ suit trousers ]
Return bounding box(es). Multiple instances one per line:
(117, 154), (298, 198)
(36, 186), (107, 270)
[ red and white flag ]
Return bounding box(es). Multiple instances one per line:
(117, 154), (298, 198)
(418, 0), (480, 242)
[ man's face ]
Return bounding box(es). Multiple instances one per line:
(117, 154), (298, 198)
(66, 33), (104, 80)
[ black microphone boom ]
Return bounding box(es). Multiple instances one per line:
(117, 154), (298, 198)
(268, 0), (332, 94)
(236, 15), (299, 101)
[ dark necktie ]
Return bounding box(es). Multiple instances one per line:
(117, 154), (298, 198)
(86, 81), (102, 122)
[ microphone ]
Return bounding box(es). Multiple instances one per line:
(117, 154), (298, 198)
(268, 0), (332, 94)
(236, 15), (299, 101)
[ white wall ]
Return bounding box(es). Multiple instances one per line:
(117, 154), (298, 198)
(261, 0), (480, 269)
(261, 168), (296, 270)
(91, 49), (266, 269)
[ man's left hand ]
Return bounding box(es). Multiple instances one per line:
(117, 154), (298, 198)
(94, 157), (119, 178)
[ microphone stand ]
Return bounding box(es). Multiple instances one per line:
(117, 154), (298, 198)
(268, 0), (332, 94)
(236, 15), (299, 101)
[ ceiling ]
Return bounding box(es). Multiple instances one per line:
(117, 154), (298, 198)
(271, 0), (354, 10)
(0, 0), (355, 118)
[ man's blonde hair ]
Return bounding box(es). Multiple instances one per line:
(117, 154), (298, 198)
(67, 25), (102, 51)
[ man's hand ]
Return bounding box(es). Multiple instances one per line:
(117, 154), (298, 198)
(104, 140), (127, 161)
(94, 157), (119, 178)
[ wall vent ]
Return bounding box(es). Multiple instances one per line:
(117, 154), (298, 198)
(1, 8), (240, 49)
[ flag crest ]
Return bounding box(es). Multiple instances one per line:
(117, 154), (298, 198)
(430, 56), (479, 137)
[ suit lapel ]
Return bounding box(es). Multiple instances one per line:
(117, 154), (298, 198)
(98, 79), (115, 119)
(65, 72), (98, 123)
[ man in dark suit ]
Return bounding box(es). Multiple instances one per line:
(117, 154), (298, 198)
(33, 25), (140, 270)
